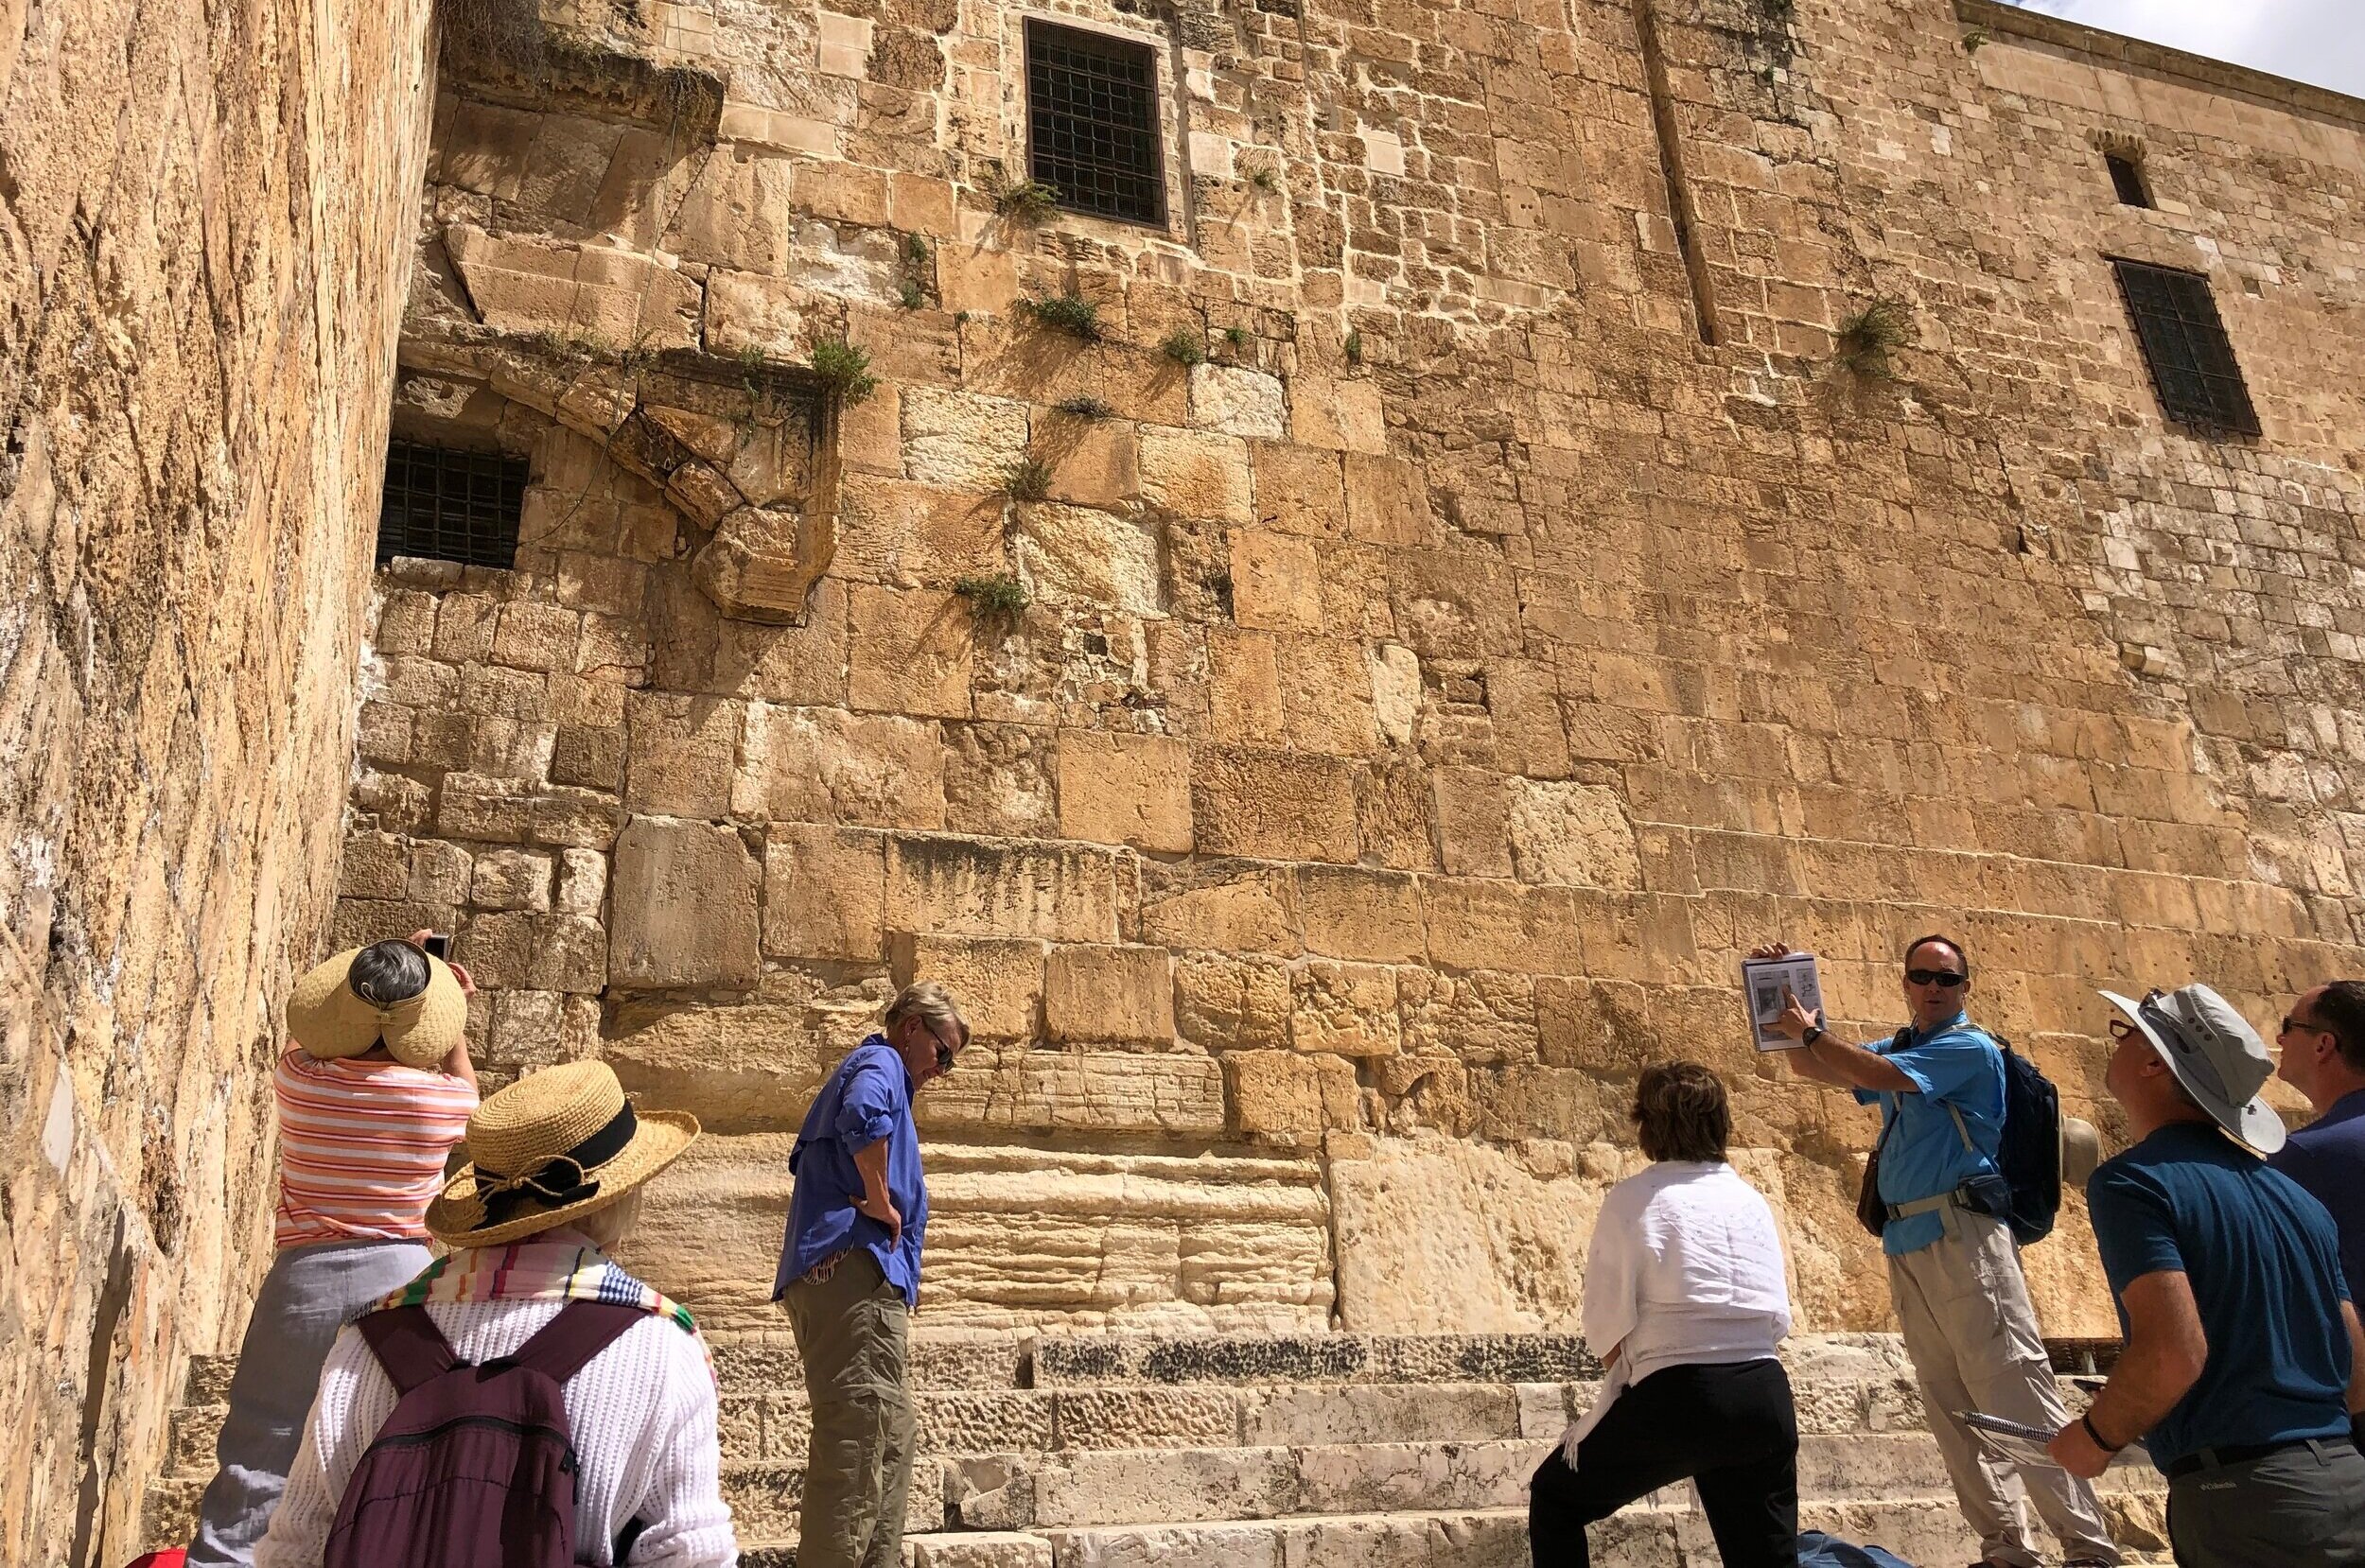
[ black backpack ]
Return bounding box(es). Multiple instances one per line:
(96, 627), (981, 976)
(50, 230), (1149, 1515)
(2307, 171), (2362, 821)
(1867, 1026), (2063, 1246)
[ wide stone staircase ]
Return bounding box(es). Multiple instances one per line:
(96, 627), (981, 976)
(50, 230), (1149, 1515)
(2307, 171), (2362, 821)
(145, 1331), (2170, 1565)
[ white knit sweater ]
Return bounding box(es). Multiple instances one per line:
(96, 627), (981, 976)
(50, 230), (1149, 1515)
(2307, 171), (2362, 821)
(254, 1257), (737, 1566)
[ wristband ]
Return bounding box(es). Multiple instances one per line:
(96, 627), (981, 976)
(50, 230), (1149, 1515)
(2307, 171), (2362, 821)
(2080, 1412), (2124, 1454)
(1802, 1025), (1825, 1047)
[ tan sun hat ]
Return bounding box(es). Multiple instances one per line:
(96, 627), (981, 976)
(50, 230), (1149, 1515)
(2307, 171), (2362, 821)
(287, 943), (469, 1070)
(428, 1061), (699, 1247)
(2061, 1115), (2104, 1188)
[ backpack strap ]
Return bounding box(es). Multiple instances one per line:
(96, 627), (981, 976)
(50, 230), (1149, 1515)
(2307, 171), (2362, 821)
(357, 1306), (460, 1396)
(506, 1300), (650, 1385)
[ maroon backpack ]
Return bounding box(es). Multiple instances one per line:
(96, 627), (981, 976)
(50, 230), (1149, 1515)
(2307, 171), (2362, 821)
(324, 1299), (645, 1567)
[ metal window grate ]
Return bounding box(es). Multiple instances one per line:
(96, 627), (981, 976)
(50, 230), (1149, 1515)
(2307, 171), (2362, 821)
(1026, 20), (1165, 226)
(2105, 153), (2150, 208)
(2111, 259), (2260, 438)
(377, 441), (527, 569)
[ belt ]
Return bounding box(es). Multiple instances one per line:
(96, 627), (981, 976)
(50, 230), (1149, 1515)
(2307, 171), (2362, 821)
(2164, 1435), (2353, 1480)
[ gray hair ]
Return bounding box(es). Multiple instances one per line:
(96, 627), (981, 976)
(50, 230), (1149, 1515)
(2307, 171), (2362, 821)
(569, 1190), (643, 1250)
(351, 940), (430, 1007)
(885, 981), (969, 1046)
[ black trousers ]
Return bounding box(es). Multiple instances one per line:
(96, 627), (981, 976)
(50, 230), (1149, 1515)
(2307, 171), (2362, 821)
(1530, 1358), (1799, 1568)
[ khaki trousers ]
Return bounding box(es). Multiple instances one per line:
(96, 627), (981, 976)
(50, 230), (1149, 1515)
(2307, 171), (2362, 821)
(1887, 1208), (2119, 1567)
(783, 1251), (916, 1568)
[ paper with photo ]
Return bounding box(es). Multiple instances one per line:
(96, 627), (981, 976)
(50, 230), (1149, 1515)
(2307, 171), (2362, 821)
(1742, 952), (1822, 1052)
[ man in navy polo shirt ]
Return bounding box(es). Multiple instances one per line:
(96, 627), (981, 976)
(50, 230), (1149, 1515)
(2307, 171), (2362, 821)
(2049, 983), (2365, 1566)
(2269, 979), (2365, 1346)
(1761, 934), (2116, 1568)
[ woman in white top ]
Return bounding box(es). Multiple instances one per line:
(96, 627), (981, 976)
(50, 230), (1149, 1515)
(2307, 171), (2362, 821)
(1530, 1061), (1798, 1568)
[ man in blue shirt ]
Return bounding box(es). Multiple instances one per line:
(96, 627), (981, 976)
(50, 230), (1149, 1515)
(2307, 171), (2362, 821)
(1761, 934), (2116, 1568)
(2269, 980), (2365, 1351)
(774, 982), (968, 1568)
(2048, 983), (2364, 1566)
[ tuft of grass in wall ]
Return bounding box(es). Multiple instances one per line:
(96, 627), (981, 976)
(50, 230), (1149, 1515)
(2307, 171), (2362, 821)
(1161, 328), (1206, 367)
(1223, 325), (1249, 350)
(1832, 297), (1912, 377)
(1961, 26), (1988, 53)
(1021, 293), (1101, 340)
(1342, 328), (1362, 366)
(1001, 456), (1054, 501)
(1248, 166), (1278, 192)
(904, 234), (931, 267)
(992, 178), (1060, 224)
(809, 338), (878, 403)
(1057, 395), (1115, 419)
(899, 279), (925, 310)
(955, 572), (1030, 618)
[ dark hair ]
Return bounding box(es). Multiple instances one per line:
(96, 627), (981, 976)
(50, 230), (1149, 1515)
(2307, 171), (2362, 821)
(350, 940), (430, 1007)
(2308, 981), (2365, 1073)
(1902, 932), (1970, 978)
(1633, 1061), (1730, 1164)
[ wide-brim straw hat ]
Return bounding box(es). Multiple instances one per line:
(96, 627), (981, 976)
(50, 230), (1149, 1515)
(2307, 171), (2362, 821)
(287, 945), (469, 1070)
(2101, 985), (2286, 1157)
(428, 1060), (699, 1247)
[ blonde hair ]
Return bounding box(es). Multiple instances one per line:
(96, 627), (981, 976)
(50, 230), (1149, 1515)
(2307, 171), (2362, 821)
(885, 981), (969, 1046)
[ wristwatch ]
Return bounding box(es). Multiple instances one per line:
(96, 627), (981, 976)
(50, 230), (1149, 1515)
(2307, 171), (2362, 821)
(1802, 1024), (1826, 1047)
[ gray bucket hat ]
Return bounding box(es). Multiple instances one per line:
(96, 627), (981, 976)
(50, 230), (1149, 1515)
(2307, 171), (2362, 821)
(2100, 984), (2286, 1156)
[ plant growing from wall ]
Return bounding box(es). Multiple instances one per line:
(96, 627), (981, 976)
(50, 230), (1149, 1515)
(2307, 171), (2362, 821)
(809, 338), (878, 403)
(1001, 456), (1054, 501)
(1057, 395), (1115, 419)
(992, 176), (1061, 224)
(1832, 297), (1912, 376)
(1961, 26), (1989, 52)
(1223, 325), (1249, 350)
(955, 572), (1030, 618)
(1161, 328), (1206, 366)
(1021, 292), (1102, 340)
(1248, 166), (1278, 193)
(1342, 329), (1362, 366)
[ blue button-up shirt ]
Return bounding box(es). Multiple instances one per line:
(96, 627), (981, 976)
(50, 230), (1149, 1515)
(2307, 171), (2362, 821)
(1853, 1010), (2006, 1256)
(773, 1036), (928, 1308)
(2269, 1086), (2365, 1314)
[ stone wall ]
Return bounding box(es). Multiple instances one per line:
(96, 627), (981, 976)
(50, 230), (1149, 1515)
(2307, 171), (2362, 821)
(344, 0), (2365, 1350)
(0, 0), (436, 1557)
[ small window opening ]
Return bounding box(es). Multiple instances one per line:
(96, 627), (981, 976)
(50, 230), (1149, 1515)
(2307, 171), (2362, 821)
(2110, 258), (2259, 438)
(1025, 20), (1166, 226)
(2105, 152), (2150, 208)
(377, 441), (527, 569)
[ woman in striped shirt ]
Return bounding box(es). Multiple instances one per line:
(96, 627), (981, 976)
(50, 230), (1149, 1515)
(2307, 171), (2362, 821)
(184, 935), (479, 1568)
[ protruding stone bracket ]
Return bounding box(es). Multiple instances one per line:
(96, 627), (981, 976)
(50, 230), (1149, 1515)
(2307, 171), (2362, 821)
(440, 6), (727, 140)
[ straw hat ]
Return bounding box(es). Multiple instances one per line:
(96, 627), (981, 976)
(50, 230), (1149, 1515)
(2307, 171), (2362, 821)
(287, 945), (469, 1070)
(2061, 1115), (2104, 1188)
(428, 1061), (700, 1247)
(2101, 984), (2286, 1157)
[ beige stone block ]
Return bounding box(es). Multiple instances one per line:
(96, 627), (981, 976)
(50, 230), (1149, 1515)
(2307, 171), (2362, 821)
(1343, 453), (1434, 548)
(1296, 866), (1425, 964)
(438, 772), (534, 843)
(1422, 880), (1582, 974)
(445, 224), (700, 350)
(704, 270), (813, 360)
(623, 691), (743, 817)
(1275, 636), (1380, 758)
(1138, 426), (1253, 524)
(1138, 864), (1299, 955)
(848, 585), (973, 719)
(921, 1050), (1225, 1137)
(1508, 779), (1642, 889)
(1191, 748), (1359, 862)
(1015, 504), (1162, 615)
(491, 601), (579, 672)
(1224, 1051), (1361, 1141)
(837, 475), (1006, 587)
(1433, 766), (1514, 877)
(889, 932), (1045, 1039)
(666, 149), (799, 273)
(1291, 960), (1401, 1056)
(470, 848), (553, 912)
(762, 824), (888, 961)
(608, 817), (762, 987)
(1228, 531), (1323, 634)
(690, 504), (830, 626)
(1037, 417), (1139, 509)
(1250, 442), (1346, 536)
(1288, 376), (1385, 453)
(1187, 365), (1286, 440)
(1176, 953), (1294, 1051)
(937, 242), (1019, 318)
(1399, 969), (1540, 1066)
(603, 1003), (835, 1129)
(1045, 944), (1175, 1044)
(888, 172), (957, 238)
(1368, 643), (1422, 745)
(1205, 629), (1285, 744)
(1058, 731), (1192, 853)
(557, 848), (607, 915)
(902, 386), (1029, 491)
(885, 837), (1126, 945)
(734, 704), (946, 829)
(1389, 547), (1521, 659)
(1489, 660), (1571, 779)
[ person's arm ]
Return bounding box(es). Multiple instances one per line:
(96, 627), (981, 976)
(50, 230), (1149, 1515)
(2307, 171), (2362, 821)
(1747, 942), (1916, 1093)
(1580, 1190), (1642, 1373)
(2049, 1269), (2207, 1478)
(850, 1136), (901, 1245)
(616, 1333), (742, 1565)
(2343, 1299), (2365, 1418)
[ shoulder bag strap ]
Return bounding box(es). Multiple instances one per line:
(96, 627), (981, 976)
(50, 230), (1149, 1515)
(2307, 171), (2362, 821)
(356, 1306), (460, 1395)
(509, 1299), (650, 1385)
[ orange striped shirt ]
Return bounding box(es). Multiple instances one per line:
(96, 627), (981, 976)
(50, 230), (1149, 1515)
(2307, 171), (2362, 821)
(273, 1050), (478, 1249)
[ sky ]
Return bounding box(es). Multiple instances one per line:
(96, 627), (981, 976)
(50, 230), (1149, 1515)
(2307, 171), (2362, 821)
(2002, 0), (2365, 98)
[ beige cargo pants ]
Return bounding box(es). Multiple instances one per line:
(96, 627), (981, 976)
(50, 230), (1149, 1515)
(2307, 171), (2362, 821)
(1887, 1206), (2119, 1568)
(783, 1251), (917, 1568)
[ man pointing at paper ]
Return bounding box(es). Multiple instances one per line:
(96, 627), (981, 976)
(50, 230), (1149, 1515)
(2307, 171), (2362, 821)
(1753, 934), (2117, 1568)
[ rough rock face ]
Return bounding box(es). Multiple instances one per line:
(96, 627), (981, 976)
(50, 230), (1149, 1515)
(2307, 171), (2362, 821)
(0, 0), (437, 1558)
(344, 0), (2365, 1366)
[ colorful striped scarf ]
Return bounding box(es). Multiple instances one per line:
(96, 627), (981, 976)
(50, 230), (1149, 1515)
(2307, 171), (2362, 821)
(378, 1240), (713, 1381)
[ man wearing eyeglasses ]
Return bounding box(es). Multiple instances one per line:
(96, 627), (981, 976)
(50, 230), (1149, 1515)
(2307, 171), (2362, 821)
(2269, 982), (2365, 1367)
(773, 982), (970, 1568)
(1754, 935), (2118, 1568)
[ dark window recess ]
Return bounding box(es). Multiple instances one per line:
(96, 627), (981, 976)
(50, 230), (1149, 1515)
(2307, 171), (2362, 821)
(2105, 152), (2151, 208)
(377, 441), (527, 568)
(1026, 20), (1165, 225)
(2111, 258), (2260, 437)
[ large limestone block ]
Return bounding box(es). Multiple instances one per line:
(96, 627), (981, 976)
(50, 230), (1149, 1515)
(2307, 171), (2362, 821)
(692, 504), (831, 626)
(1508, 780), (1642, 889)
(1228, 531), (1323, 634)
(623, 691), (743, 816)
(1057, 731), (1192, 853)
(1176, 954), (1294, 1051)
(902, 386), (1030, 491)
(608, 817), (762, 987)
(1138, 863), (1300, 956)
(1294, 866), (1424, 965)
(890, 931), (1046, 1040)
(1420, 880), (1582, 974)
(703, 269), (813, 360)
(1249, 442), (1346, 536)
(885, 836), (1128, 945)
(1045, 944), (1175, 1044)
(920, 1050), (1224, 1137)
(1190, 749), (1358, 863)
(849, 584), (974, 719)
(1186, 365), (1286, 440)
(445, 223), (701, 349)
(762, 824), (888, 961)
(1223, 1051), (1360, 1142)
(1290, 961), (1400, 1057)
(1138, 427), (1253, 524)
(1014, 503), (1163, 615)
(734, 704), (947, 829)
(603, 1002), (833, 1129)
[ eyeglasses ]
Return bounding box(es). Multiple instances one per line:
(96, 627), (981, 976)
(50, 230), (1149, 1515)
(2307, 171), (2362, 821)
(2281, 1014), (2327, 1037)
(1904, 968), (1968, 987)
(928, 1027), (960, 1074)
(2107, 1018), (2136, 1041)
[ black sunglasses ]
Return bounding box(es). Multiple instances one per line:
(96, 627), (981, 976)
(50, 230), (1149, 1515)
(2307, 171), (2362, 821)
(929, 1028), (960, 1073)
(1904, 967), (1968, 987)
(2282, 1014), (2326, 1037)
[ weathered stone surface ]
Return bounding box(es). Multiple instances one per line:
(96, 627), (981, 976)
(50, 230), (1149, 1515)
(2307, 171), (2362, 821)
(762, 825), (889, 962)
(735, 705), (947, 828)
(1057, 732), (1192, 853)
(608, 817), (762, 987)
(1045, 944), (1176, 1044)
(603, 1002), (834, 1127)
(1014, 504), (1164, 615)
(924, 1051), (1223, 1138)
(891, 932), (1046, 1039)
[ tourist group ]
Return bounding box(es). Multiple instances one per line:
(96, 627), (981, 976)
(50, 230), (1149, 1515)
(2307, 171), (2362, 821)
(154, 926), (2364, 1567)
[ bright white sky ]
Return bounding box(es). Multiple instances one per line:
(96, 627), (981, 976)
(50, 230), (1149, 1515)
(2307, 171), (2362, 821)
(2002, 0), (2365, 98)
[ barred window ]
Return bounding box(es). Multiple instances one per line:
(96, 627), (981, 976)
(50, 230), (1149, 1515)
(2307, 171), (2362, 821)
(2110, 259), (2260, 438)
(2105, 152), (2151, 208)
(1025, 20), (1165, 226)
(377, 441), (527, 569)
